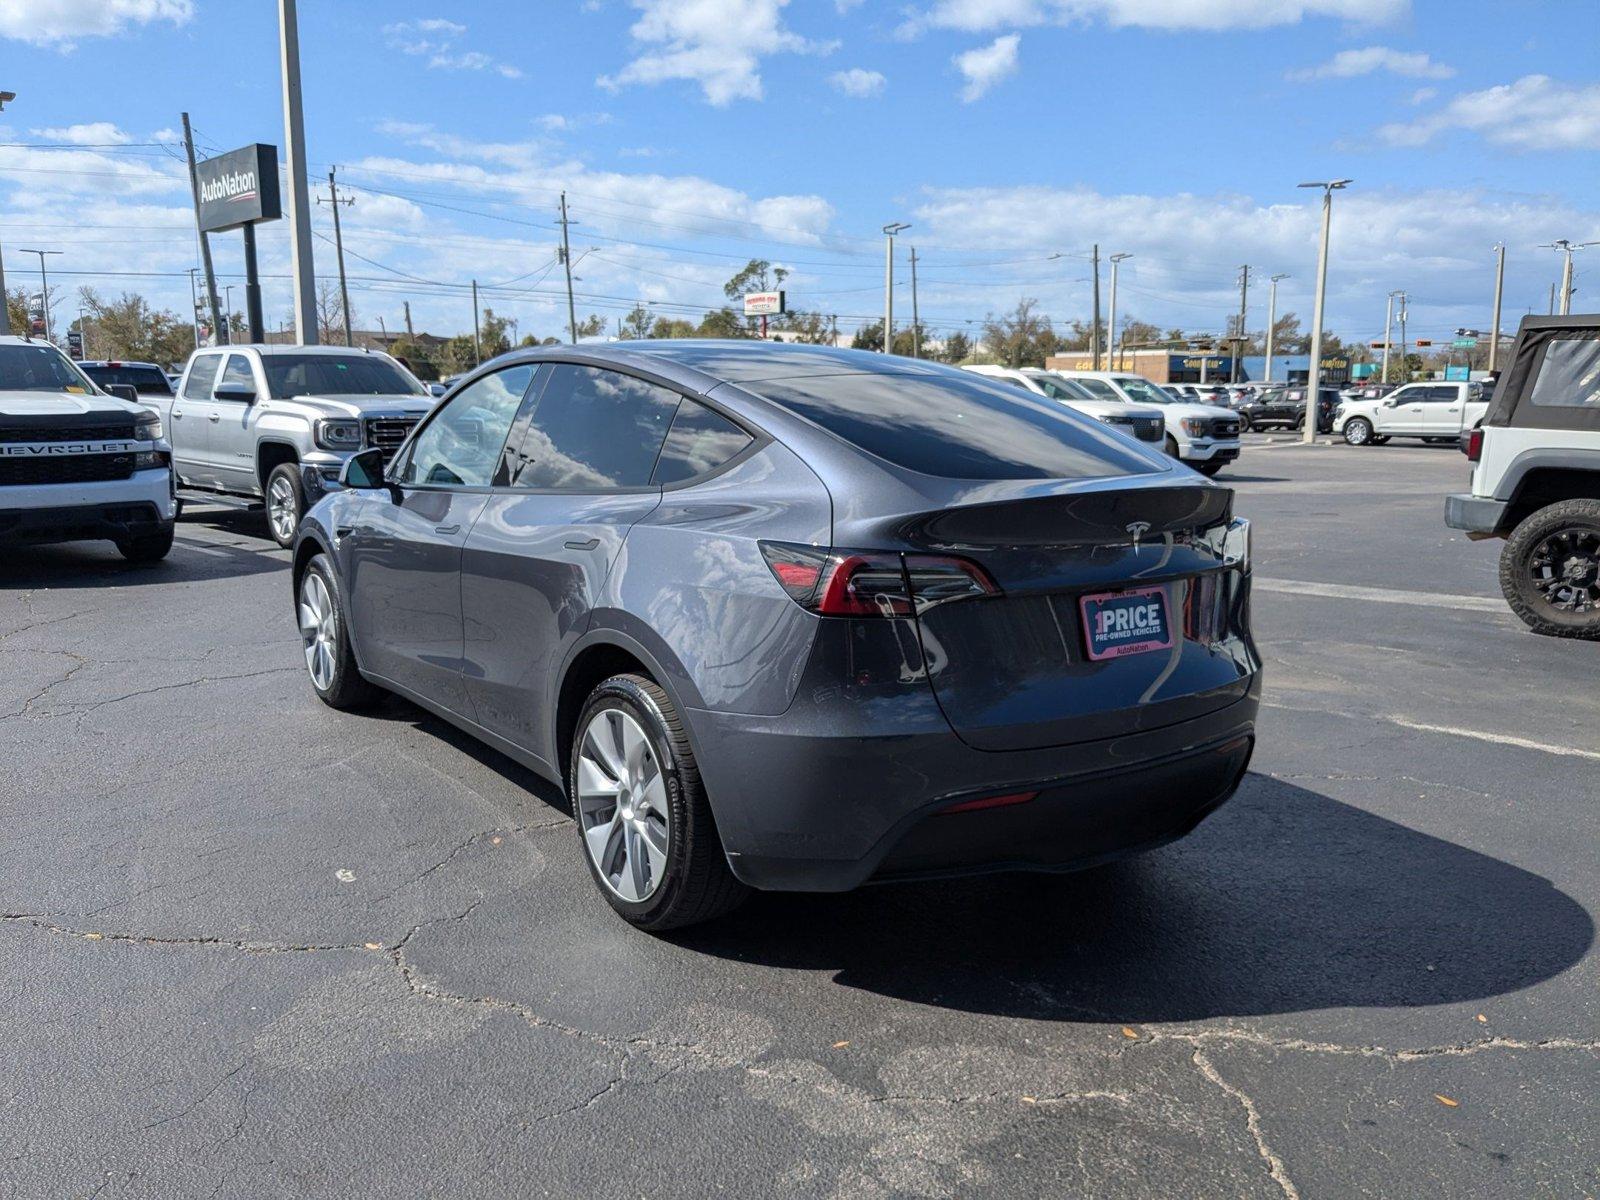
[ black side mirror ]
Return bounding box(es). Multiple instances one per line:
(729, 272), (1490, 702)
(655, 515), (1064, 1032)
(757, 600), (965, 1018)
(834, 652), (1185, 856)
(340, 447), (388, 490)
(213, 384), (257, 403)
(104, 383), (140, 404)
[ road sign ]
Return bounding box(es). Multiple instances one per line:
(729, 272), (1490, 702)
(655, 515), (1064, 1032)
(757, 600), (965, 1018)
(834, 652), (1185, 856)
(65, 330), (84, 360)
(743, 291), (786, 317)
(1453, 337), (1477, 348)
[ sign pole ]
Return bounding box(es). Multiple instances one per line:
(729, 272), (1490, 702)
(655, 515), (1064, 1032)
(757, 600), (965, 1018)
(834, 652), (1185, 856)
(278, 0), (318, 344)
(242, 222), (265, 343)
(182, 112), (225, 346)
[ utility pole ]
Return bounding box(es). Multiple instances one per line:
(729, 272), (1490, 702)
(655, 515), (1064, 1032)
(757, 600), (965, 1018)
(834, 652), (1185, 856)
(319, 167), (355, 345)
(909, 246), (921, 359)
(1397, 292), (1409, 383)
(17, 248), (60, 343)
(1233, 265), (1249, 383)
(1298, 179), (1351, 445)
(1489, 244), (1505, 374)
(1549, 282), (1557, 315)
(186, 268), (201, 348)
(559, 192), (578, 343)
(278, 0), (318, 343)
(1264, 273), (1287, 383)
(1090, 244), (1102, 370)
(403, 300), (414, 340)
(1540, 239), (1598, 316)
(0, 241), (10, 336)
(471, 279), (482, 365)
(881, 222), (909, 354)
(180, 112), (225, 346)
(1381, 290), (1401, 385)
(1107, 253), (1131, 371)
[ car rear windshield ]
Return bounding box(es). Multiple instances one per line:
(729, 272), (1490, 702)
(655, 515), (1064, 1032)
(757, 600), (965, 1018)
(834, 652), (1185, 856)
(81, 364), (172, 395)
(260, 354), (424, 399)
(747, 370), (1159, 480)
(0, 343), (97, 393)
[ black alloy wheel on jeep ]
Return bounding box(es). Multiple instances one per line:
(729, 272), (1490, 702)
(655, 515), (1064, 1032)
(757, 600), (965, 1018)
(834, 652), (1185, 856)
(1500, 499), (1600, 639)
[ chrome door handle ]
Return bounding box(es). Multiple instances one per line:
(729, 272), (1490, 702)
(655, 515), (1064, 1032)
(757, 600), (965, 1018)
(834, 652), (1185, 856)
(172, 410), (184, 419)
(208, 413), (221, 422)
(1448, 407), (1459, 412)
(435, 523), (461, 535)
(564, 537), (600, 550)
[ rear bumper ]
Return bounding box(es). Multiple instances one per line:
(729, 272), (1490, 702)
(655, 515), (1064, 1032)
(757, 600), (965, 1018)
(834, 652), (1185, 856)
(688, 681), (1260, 892)
(0, 468), (176, 545)
(1445, 492), (1507, 536)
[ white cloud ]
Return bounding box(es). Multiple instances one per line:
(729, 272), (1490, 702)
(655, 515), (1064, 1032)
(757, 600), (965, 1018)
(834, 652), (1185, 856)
(829, 68), (887, 98)
(0, 0), (191, 48)
(1287, 46), (1454, 82)
(598, 0), (833, 106)
(30, 123), (134, 145)
(382, 18), (521, 78)
(1377, 75), (1600, 151)
(955, 35), (1020, 102)
(1409, 86), (1437, 105)
(904, 0), (1403, 35)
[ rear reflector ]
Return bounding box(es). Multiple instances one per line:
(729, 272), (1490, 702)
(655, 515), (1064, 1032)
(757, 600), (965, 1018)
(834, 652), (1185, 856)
(1464, 427), (1483, 462)
(939, 790), (1038, 815)
(760, 542), (1000, 618)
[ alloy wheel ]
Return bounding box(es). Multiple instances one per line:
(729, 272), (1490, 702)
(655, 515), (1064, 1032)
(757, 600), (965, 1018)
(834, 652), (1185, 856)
(297, 572), (337, 690)
(576, 707), (670, 903)
(1528, 526), (1600, 614)
(268, 475), (298, 542)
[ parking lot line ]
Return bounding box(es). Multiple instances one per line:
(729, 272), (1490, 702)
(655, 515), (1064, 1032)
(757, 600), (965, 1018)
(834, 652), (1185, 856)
(1254, 578), (1504, 613)
(1264, 702), (1600, 762)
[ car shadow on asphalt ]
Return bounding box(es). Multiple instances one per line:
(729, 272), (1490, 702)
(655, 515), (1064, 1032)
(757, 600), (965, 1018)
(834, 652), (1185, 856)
(2, 530), (284, 588)
(670, 773), (1592, 1023)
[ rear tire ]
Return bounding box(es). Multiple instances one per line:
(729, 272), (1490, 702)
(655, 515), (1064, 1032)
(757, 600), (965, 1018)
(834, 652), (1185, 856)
(569, 674), (747, 931)
(1343, 417), (1374, 446)
(1499, 500), (1600, 640)
(297, 554), (383, 710)
(117, 525), (174, 563)
(266, 463), (305, 549)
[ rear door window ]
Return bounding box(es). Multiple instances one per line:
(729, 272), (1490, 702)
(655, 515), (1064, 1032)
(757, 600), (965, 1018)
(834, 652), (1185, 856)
(749, 370), (1158, 481)
(183, 355), (222, 399)
(1528, 338), (1600, 409)
(510, 365), (679, 490)
(652, 400), (753, 486)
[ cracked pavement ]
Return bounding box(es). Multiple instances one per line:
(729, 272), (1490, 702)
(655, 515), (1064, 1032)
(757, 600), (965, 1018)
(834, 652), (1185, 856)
(2, 448), (1597, 1198)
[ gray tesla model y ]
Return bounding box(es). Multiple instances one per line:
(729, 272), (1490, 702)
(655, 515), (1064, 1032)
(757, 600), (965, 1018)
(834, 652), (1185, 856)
(291, 342), (1260, 930)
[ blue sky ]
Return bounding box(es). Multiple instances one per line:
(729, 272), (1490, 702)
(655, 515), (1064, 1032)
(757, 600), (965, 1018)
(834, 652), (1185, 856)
(2, 0), (1597, 347)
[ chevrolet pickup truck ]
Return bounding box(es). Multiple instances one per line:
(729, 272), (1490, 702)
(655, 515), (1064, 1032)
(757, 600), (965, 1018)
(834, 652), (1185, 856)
(151, 344), (435, 547)
(0, 335), (176, 561)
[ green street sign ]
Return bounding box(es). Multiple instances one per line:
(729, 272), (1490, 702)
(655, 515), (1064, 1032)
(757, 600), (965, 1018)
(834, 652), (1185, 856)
(1452, 337), (1477, 348)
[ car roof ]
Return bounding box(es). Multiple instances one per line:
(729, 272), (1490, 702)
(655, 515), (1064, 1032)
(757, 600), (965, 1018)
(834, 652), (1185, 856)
(79, 359), (163, 368)
(191, 344), (397, 358)
(486, 339), (960, 386)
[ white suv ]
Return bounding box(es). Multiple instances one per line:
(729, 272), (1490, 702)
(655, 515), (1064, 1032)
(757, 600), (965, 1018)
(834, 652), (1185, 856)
(962, 365), (1166, 446)
(1052, 370), (1242, 476)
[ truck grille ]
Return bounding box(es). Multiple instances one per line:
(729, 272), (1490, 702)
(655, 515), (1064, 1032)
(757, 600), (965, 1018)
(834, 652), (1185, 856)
(0, 422), (136, 444)
(364, 417), (420, 462)
(1105, 414), (1165, 443)
(0, 453), (138, 486)
(1210, 417), (1240, 438)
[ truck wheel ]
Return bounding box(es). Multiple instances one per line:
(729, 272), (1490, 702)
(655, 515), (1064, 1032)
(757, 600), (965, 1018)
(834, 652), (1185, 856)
(1343, 417), (1374, 446)
(266, 463), (304, 549)
(117, 525), (175, 563)
(1194, 461), (1225, 477)
(297, 554), (383, 709)
(1164, 435), (1181, 458)
(1237, 413), (1252, 432)
(1500, 500), (1600, 639)
(570, 674), (747, 931)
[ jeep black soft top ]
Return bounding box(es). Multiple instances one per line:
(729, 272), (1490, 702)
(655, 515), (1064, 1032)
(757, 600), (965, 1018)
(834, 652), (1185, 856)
(1482, 314), (1600, 432)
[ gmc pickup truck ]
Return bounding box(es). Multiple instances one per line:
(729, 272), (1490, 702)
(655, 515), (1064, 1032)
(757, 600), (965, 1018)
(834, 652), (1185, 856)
(0, 335), (176, 561)
(152, 344), (435, 546)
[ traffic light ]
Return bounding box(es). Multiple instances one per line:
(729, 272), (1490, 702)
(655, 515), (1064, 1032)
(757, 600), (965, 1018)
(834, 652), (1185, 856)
(1414, 339), (1433, 347)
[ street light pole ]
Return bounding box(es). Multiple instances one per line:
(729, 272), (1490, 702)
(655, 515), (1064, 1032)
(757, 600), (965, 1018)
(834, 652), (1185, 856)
(0, 241), (10, 336)
(1297, 179), (1351, 445)
(1107, 253), (1131, 372)
(278, 0), (318, 344)
(1489, 244), (1506, 374)
(882, 222), (909, 355)
(1264, 273), (1287, 383)
(17, 248), (61, 343)
(1381, 290), (1401, 385)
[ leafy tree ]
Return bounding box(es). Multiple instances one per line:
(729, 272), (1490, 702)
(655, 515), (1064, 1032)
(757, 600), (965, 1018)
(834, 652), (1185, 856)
(773, 309), (834, 345)
(619, 304), (653, 340)
(315, 280), (350, 345)
(1118, 318), (1162, 349)
(696, 307), (746, 339)
(5, 287), (29, 337)
(1056, 318), (1103, 353)
(649, 316), (697, 339)
(849, 319), (925, 356)
(439, 334), (480, 374)
(722, 259), (788, 303)
(982, 298), (1058, 368)
(388, 336), (438, 380)
(573, 313), (607, 340)
(76, 288), (193, 365)
(937, 330), (972, 364)
(478, 307), (514, 358)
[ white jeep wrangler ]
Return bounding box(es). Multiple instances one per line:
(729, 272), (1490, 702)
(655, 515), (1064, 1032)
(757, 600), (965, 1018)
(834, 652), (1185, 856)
(1445, 315), (1600, 638)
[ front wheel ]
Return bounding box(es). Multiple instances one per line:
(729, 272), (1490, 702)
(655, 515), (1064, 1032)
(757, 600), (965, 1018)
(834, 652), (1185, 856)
(297, 554), (383, 709)
(117, 525), (174, 563)
(1194, 460), (1225, 477)
(1164, 434), (1181, 459)
(1343, 417), (1374, 446)
(570, 674), (747, 931)
(266, 462), (305, 549)
(1499, 500), (1600, 639)
(1236, 413), (1252, 432)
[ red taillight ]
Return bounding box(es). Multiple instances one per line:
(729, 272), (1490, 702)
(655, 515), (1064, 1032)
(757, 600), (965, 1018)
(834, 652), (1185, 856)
(760, 542), (1000, 618)
(1464, 427), (1483, 462)
(940, 790), (1038, 815)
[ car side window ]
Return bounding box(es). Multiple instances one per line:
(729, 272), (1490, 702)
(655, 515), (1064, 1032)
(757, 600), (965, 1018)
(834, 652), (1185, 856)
(183, 355), (222, 399)
(399, 364), (536, 487)
(1076, 379), (1120, 401)
(1424, 386), (1456, 402)
(215, 355), (256, 401)
(652, 400), (753, 486)
(509, 365), (679, 490)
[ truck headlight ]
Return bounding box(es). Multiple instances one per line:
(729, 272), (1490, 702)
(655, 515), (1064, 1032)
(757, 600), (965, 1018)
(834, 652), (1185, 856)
(134, 411), (163, 442)
(315, 419), (363, 451)
(1180, 418), (1206, 436)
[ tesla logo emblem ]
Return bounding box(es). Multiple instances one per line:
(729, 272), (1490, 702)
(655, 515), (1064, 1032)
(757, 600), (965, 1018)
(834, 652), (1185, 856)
(1126, 521), (1151, 546)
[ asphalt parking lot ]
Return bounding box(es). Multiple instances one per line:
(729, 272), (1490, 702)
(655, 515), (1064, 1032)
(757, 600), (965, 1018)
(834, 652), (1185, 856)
(3, 436), (1596, 1199)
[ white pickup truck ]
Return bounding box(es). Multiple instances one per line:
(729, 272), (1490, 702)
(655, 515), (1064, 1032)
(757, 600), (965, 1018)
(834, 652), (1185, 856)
(1334, 380), (1490, 447)
(0, 335), (176, 561)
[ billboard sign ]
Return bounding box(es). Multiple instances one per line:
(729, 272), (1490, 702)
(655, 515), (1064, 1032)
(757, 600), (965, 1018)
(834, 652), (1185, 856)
(65, 330), (84, 360)
(27, 292), (45, 337)
(743, 291), (786, 317)
(196, 144), (282, 233)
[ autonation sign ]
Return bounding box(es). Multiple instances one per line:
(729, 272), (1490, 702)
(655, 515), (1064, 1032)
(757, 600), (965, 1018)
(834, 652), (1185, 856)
(195, 143), (282, 233)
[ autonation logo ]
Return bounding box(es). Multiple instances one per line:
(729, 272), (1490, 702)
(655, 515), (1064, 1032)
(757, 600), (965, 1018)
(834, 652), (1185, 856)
(201, 170), (256, 204)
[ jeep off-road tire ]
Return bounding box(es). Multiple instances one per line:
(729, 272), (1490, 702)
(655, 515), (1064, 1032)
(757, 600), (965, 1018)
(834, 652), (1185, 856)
(1499, 500), (1600, 640)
